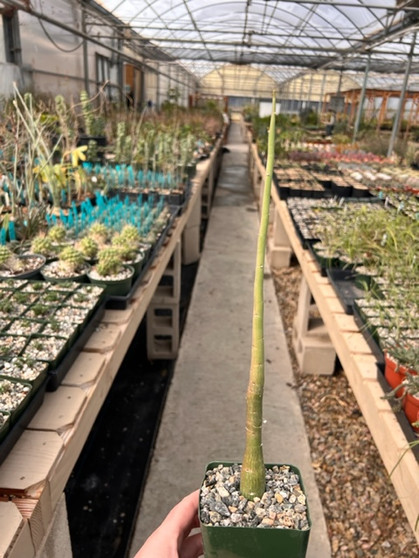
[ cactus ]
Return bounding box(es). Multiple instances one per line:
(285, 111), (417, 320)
(112, 234), (137, 262)
(96, 247), (123, 277)
(31, 235), (54, 257)
(120, 224), (141, 246)
(0, 246), (24, 273)
(48, 225), (67, 243)
(78, 236), (99, 260)
(58, 246), (85, 274)
(89, 222), (110, 246)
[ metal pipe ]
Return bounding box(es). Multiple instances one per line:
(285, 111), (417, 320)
(352, 53), (371, 143)
(387, 33), (416, 157)
(81, 2), (89, 94)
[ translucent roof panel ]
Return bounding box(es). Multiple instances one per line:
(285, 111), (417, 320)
(94, 0), (419, 77)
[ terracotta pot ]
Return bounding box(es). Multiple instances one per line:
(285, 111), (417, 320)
(403, 393), (419, 433)
(384, 352), (416, 398)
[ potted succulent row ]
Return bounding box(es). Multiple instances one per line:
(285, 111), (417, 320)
(199, 93), (311, 558)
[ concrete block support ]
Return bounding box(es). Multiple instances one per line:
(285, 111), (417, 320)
(146, 301), (180, 360)
(292, 277), (336, 375)
(268, 206), (293, 268)
(182, 225), (200, 265)
(147, 241), (181, 359)
(39, 494), (72, 558)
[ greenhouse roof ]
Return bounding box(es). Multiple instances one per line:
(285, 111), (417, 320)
(93, 0), (419, 79)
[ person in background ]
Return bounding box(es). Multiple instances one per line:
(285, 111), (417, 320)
(325, 111), (336, 136)
(134, 490), (203, 558)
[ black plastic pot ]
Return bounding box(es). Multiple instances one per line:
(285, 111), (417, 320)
(200, 461), (311, 558)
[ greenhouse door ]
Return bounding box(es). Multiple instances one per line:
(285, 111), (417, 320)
(125, 63), (143, 109)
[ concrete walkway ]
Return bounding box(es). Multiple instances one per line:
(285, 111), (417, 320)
(129, 120), (331, 557)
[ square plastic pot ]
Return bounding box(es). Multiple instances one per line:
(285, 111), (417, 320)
(200, 461), (311, 558)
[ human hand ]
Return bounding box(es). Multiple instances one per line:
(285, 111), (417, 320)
(134, 490), (203, 558)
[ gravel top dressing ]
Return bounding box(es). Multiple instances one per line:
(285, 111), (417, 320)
(200, 463), (309, 531)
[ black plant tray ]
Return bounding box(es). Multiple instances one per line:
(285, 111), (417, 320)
(105, 207), (180, 310)
(114, 184), (192, 214)
(308, 243), (340, 277)
(0, 377), (48, 466)
(47, 300), (106, 391)
(326, 269), (365, 315)
(352, 305), (384, 367)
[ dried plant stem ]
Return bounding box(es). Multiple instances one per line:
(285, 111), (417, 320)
(240, 92), (276, 500)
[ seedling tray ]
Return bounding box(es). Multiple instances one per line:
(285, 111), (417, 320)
(47, 299), (106, 391)
(326, 268), (365, 315)
(0, 377), (48, 466)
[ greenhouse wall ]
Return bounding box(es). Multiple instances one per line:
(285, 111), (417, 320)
(0, 1), (194, 107)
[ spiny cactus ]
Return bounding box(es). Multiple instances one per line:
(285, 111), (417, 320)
(0, 246), (24, 273)
(31, 235), (54, 257)
(89, 222), (110, 246)
(48, 225), (67, 243)
(120, 224), (141, 246)
(111, 234), (137, 262)
(96, 247), (123, 277)
(78, 236), (99, 260)
(58, 246), (85, 274)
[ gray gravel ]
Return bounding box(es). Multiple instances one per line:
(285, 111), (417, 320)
(200, 463), (310, 530)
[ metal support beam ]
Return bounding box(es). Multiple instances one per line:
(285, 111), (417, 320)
(352, 54), (371, 143)
(387, 33), (416, 158)
(81, 3), (89, 93)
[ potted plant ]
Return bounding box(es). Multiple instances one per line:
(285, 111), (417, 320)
(0, 245), (45, 280)
(199, 93), (311, 558)
(88, 246), (134, 297)
(41, 245), (90, 283)
(383, 341), (418, 397)
(383, 371), (419, 433)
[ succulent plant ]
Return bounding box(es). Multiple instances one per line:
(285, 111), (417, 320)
(96, 247), (123, 277)
(58, 246), (86, 274)
(78, 236), (99, 260)
(88, 222), (110, 246)
(31, 235), (54, 257)
(48, 225), (67, 243)
(120, 224), (141, 246)
(0, 246), (24, 273)
(111, 234), (138, 262)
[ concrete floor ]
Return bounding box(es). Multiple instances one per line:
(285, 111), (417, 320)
(129, 120), (332, 558)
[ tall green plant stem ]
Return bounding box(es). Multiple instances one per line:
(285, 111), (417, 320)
(240, 92), (276, 500)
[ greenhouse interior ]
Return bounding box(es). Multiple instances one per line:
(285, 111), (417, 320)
(0, 0), (418, 557)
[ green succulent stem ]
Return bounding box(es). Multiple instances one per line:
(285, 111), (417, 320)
(240, 92), (276, 501)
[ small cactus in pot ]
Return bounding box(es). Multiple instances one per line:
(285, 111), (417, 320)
(31, 235), (55, 259)
(47, 225), (68, 253)
(0, 246), (24, 274)
(88, 222), (110, 248)
(120, 224), (141, 248)
(58, 246), (86, 275)
(48, 225), (67, 244)
(96, 247), (124, 277)
(111, 235), (138, 262)
(78, 236), (99, 261)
